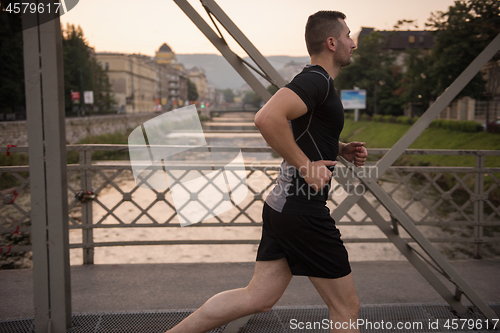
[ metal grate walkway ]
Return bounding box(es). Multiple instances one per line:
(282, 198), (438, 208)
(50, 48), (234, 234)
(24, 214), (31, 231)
(1, 304), (499, 333)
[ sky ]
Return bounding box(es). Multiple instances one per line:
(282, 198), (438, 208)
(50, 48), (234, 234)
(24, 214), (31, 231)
(60, 0), (456, 57)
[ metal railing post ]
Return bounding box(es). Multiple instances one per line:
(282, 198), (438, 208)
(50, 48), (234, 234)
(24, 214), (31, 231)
(80, 149), (94, 264)
(23, 21), (51, 333)
(23, 3), (72, 330)
(474, 153), (485, 259)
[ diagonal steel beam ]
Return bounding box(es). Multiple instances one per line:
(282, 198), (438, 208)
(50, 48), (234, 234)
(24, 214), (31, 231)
(200, 0), (288, 89)
(358, 174), (499, 323)
(174, 0), (283, 102)
(330, 33), (500, 320)
(355, 196), (468, 314)
(338, 158), (498, 323)
(377, 33), (500, 174)
(336, 156), (499, 322)
(332, 33), (500, 221)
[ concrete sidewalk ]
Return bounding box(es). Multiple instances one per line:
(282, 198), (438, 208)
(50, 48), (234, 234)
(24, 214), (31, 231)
(1, 260), (499, 320)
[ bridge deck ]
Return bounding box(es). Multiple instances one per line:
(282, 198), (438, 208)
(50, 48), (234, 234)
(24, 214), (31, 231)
(1, 260), (499, 331)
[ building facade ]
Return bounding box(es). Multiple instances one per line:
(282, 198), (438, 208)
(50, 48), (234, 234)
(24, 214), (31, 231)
(187, 67), (208, 102)
(356, 27), (435, 68)
(155, 43), (188, 109)
(96, 53), (157, 113)
(96, 43), (206, 113)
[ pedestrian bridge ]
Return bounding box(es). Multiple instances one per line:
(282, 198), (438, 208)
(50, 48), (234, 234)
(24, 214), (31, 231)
(1, 114), (499, 331)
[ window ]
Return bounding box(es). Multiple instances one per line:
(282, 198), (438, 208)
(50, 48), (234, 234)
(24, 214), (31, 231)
(409, 35), (415, 43)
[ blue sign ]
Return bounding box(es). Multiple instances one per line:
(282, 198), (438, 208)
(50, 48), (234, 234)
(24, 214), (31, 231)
(341, 90), (366, 109)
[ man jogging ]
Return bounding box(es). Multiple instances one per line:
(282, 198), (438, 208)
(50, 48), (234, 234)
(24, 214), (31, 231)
(167, 10), (367, 333)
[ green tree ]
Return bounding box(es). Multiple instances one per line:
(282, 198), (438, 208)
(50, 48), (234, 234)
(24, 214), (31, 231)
(222, 88), (235, 103)
(0, 1), (24, 117)
(399, 48), (434, 116)
(426, 0), (500, 99)
(187, 79), (199, 101)
(0, 14), (115, 118)
(242, 85), (279, 108)
(242, 91), (261, 107)
(62, 24), (115, 114)
(335, 31), (405, 115)
(93, 59), (115, 111)
(267, 84), (279, 95)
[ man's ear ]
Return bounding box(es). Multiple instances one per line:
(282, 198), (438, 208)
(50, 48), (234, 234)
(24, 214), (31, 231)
(326, 37), (336, 52)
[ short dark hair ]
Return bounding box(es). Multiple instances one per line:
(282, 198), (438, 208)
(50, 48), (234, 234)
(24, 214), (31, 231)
(305, 11), (346, 56)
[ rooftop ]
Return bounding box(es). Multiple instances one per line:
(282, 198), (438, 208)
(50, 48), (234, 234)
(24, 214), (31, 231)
(159, 43), (174, 53)
(358, 27), (435, 50)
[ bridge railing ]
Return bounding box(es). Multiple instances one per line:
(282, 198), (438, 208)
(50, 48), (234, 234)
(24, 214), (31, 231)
(1, 145), (499, 264)
(206, 107), (259, 120)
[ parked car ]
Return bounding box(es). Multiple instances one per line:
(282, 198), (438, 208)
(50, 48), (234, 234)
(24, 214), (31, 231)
(485, 119), (500, 133)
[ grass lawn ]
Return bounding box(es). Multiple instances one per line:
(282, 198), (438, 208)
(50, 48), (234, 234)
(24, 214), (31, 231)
(340, 119), (500, 167)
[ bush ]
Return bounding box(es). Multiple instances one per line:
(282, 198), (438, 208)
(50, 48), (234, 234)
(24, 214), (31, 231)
(396, 116), (415, 125)
(429, 119), (445, 129)
(0, 152), (29, 190)
(350, 112), (486, 134)
(429, 119), (483, 133)
(382, 115), (396, 123)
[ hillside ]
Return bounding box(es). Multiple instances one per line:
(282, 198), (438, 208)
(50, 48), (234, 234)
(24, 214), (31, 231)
(177, 54), (309, 90)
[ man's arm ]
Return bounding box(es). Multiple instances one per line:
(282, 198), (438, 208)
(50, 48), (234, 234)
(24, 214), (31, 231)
(254, 88), (336, 191)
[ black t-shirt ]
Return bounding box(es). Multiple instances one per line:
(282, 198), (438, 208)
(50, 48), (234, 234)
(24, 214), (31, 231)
(265, 65), (345, 215)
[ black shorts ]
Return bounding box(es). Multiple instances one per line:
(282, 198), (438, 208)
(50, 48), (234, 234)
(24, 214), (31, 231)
(256, 202), (351, 279)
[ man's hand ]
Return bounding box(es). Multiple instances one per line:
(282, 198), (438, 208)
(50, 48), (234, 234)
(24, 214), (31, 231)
(340, 142), (368, 167)
(300, 160), (337, 191)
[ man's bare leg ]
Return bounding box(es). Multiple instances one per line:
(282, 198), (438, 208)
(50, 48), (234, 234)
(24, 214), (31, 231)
(166, 258), (292, 333)
(309, 273), (360, 333)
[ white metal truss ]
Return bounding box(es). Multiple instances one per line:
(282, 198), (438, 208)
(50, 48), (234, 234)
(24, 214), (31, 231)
(173, 0), (287, 102)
